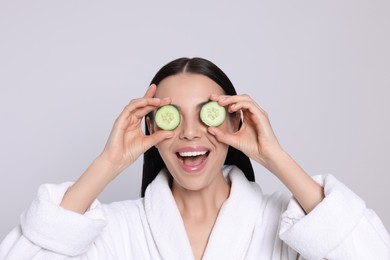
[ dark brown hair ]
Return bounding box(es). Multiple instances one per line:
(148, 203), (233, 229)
(142, 57), (254, 196)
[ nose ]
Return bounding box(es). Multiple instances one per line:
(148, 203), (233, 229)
(178, 117), (203, 140)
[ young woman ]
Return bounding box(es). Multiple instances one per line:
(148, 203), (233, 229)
(1, 58), (389, 259)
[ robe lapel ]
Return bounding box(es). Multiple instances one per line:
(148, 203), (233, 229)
(202, 166), (264, 260)
(144, 166), (263, 260)
(144, 168), (194, 260)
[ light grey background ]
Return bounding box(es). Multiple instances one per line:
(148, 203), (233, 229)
(1, 0), (389, 240)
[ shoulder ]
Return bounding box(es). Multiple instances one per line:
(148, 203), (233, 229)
(101, 198), (145, 220)
(98, 198), (147, 242)
(226, 165), (291, 221)
(260, 192), (291, 220)
(227, 165), (290, 210)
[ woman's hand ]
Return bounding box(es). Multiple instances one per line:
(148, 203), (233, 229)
(209, 94), (324, 213)
(99, 84), (174, 175)
(61, 85), (173, 214)
(208, 94), (282, 168)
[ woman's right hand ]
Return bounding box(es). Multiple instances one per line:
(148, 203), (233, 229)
(60, 85), (173, 214)
(99, 84), (174, 175)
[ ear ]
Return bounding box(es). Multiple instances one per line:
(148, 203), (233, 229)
(232, 111), (241, 132)
(146, 116), (154, 134)
(146, 116), (160, 149)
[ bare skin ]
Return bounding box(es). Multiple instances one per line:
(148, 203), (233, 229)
(60, 75), (324, 260)
(60, 85), (174, 213)
(208, 93), (324, 214)
(173, 174), (230, 260)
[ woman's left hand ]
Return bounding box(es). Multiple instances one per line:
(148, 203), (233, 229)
(209, 94), (325, 213)
(208, 94), (282, 167)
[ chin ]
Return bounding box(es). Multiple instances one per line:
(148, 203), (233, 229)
(169, 166), (222, 193)
(172, 178), (211, 192)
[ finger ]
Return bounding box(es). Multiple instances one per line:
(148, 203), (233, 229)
(207, 127), (239, 149)
(209, 94), (236, 104)
(227, 100), (262, 113)
(209, 94), (226, 101)
(220, 97), (268, 125)
(132, 98), (171, 119)
(210, 94), (263, 114)
(143, 131), (175, 150)
(217, 94), (255, 106)
(144, 84), (157, 98)
(131, 97), (171, 118)
(112, 99), (159, 132)
(119, 97), (169, 121)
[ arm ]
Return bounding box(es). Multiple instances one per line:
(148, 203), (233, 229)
(208, 93), (389, 258)
(60, 84), (173, 214)
(279, 174), (390, 259)
(262, 148), (324, 213)
(0, 85), (174, 258)
(208, 94), (323, 213)
(59, 156), (119, 214)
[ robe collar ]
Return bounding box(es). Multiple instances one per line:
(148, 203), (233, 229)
(144, 165), (264, 260)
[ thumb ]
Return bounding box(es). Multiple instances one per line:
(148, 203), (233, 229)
(144, 131), (174, 151)
(208, 127), (238, 148)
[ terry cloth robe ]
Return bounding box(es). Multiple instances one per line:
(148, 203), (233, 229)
(0, 165), (389, 259)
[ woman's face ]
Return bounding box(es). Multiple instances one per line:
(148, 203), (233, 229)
(149, 73), (238, 192)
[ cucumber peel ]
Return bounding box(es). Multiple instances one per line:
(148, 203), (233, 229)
(155, 105), (180, 130)
(200, 101), (226, 127)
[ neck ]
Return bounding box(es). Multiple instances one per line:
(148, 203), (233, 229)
(172, 173), (230, 220)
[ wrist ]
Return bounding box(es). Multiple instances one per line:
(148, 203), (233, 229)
(260, 146), (293, 176)
(60, 155), (121, 214)
(94, 153), (124, 177)
(257, 145), (325, 214)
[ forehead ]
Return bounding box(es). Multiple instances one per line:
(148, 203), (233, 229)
(154, 73), (225, 102)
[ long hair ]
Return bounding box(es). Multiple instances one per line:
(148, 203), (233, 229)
(142, 57), (254, 196)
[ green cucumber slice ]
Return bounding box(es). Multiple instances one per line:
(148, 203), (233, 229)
(200, 101), (226, 126)
(155, 105), (180, 130)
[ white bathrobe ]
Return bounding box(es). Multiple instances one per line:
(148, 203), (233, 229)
(0, 165), (389, 259)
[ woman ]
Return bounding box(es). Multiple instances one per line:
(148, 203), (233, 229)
(1, 57), (389, 259)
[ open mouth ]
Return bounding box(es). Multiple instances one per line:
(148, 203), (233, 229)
(176, 150), (210, 166)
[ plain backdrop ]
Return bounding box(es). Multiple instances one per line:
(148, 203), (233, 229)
(0, 0), (389, 240)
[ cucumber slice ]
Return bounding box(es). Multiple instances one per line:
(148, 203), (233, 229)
(155, 105), (180, 130)
(200, 101), (226, 127)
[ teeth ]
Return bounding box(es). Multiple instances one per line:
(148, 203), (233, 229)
(178, 151), (208, 157)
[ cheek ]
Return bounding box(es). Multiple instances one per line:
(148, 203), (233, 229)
(206, 132), (229, 152)
(155, 139), (170, 151)
(220, 116), (235, 133)
(155, 135), (177, 159)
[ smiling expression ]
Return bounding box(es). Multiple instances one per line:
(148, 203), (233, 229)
(148, 73), (238, 192)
